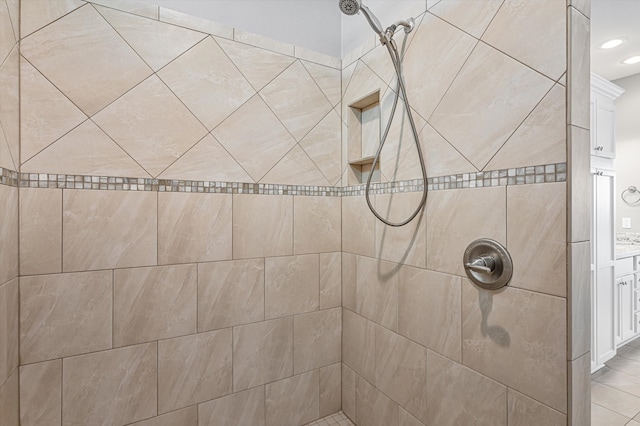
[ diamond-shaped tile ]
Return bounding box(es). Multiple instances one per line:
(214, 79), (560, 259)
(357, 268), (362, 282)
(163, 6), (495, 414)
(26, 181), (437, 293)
(302, 61), (341, 107)
(216, 36), (296, 92)
(5, 0), (18, 39)
(260, 61), (333, 141)
(430, 43), (553, 170)
(88, 0), (158, 19)
(0, 44), (19, 167)
(0, 0), (17, 63)
(482, 0), (566, 80)
(96, 5), (206, 71)
(0, 123), (15, 170)
(159, 134), (253, 183)
(299, 110), (342, 186)
(21, 120), (151, 177)
(418, 124), (476, 177)
(20, 56), (87, 163)
(341, 60), (387, 120)
(486, 84), (566, 170)
(93, 75), (208, 177)
(261, 145), (330, 186)
(20, 5), (152, 116)
(430, 0), (503, 38)
(403, 13), (476, 121)
(212, 95), (296, 182)
(20, 0), (85, 38)
(158, 37), (256, 131)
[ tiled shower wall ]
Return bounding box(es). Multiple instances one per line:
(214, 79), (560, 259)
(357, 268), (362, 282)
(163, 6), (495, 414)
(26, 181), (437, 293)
(340, 0), (588, 425)
(0, 0), (20, 423)
(16, 1), (343, 425)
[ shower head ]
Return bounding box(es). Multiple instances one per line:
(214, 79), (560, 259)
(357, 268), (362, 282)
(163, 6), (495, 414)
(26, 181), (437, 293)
(339, 0), (384, 36)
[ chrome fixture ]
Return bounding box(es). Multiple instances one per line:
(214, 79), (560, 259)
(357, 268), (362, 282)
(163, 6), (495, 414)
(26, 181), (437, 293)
(339, 0), (426, 227)
(622, 186), (640, 205)
(463, 239), (513, 290)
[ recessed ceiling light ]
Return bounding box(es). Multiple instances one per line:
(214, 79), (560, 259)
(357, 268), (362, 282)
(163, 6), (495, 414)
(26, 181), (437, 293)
(600, 38), (627, 49)
(622, 56), (640, 65)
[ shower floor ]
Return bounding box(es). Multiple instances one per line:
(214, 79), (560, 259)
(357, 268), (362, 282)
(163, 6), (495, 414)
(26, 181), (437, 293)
(306, 411), (354, 425)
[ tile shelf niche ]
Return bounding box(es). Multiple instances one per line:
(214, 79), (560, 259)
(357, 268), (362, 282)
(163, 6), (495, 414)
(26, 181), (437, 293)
(347, 90), (381, 185)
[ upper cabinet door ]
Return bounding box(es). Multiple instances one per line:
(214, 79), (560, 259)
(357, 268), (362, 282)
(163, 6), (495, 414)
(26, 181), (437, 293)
(593, 98), (616, 159)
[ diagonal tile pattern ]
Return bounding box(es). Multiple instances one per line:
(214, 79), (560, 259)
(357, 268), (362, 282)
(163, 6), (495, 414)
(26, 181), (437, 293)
(216, 36), (296, 92)
(0, 0), (17, 64)
(96, 5), (206, 71)
(212, 95), (297, 182)
(261, 145), (331, 187)
(260, 61), (333, 141)
(20, 56), (87, 163)
(429, 42), (554, 170)
(302, 61), (342, 107)
(299, 110), (343, 186)
(93, 75), (208, 177)
(429, 0), (503, 38)
(20, 5), (152, 116)
(20, 0), (85, 38)
(0, 45), (19, 167)
(158, 37), (256, 131)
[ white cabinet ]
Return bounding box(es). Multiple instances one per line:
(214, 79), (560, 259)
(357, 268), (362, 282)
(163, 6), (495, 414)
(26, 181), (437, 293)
(591, 73), (624, 160)
(617, 274), (635, 343)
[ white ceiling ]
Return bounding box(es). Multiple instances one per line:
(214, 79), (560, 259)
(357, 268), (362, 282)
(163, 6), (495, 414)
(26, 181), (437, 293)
(592, 0), (640, 81)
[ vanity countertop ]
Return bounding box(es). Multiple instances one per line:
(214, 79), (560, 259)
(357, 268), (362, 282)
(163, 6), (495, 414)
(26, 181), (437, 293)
(616, 243), (640, 259)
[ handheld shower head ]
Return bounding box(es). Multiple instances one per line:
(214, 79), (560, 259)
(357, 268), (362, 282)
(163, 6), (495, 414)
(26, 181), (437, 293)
(339, 0), (384, 36)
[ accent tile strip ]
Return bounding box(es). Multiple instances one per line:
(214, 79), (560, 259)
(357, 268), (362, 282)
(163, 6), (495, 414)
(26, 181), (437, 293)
(3, 163), (567, 195)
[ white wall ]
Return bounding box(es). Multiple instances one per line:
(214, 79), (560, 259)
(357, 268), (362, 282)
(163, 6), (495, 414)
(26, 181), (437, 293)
(614, 72), (640, 233)
(137, 0), (343, 57)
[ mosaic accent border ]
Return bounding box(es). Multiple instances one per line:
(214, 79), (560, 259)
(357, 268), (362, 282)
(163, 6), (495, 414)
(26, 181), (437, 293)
(5, 163), (567, 195)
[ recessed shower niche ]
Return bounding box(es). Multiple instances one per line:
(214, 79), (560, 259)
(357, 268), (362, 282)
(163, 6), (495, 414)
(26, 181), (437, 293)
(347, 90), (381, 185)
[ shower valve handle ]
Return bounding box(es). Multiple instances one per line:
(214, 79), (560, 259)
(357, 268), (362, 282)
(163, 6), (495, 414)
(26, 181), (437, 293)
(465, 256), (496, 274)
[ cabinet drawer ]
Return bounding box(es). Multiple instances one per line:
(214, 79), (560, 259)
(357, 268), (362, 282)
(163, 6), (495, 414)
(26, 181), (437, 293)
(618, 257), (635, 277)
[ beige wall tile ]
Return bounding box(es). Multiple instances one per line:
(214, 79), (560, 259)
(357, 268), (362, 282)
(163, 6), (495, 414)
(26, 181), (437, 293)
(343, 309), (376, 385)
(0, 46), (19, 167)
(233, 194), (293, 259)
(402, 14), (476, 120)
(507, 183), (567, 297)
(569, 242), (591, 359)
(114, 264), (197, 347)
(355, 256), (398, 331)
(355, 376), (398, 426)
(96, 6), (205, 71)
(159, 8), (233, 38)
(398, 266), (461, 362)
(299, 110), (342, 185)
(302, 61), (341, 106)
(198, 259), (265, 332)
(265, 254), (319, 319)
(19, 188), (62, 276)
(374, 193), (426, 268)
(320, 252), (341, 309)
(266, 371), (320, 426)
(20, 359), (61, 426)
(399, 407), (425, 426)
(63, 343), (157, 426)
(342, 364), (356, 421)
(569, 352), (591, 426)
(20, 5), (152, 116)
(294, 196), (341, 254)
(342, 253), (357, 311)
(294, 308), (341, 374)
(20, 271), (112, 364)
(0, 186), (18, 285)
(0, 369), (19, 426)
(342, 195), (375, 257)
(430, 43), (553, 170)
(416, 125), (476, 185)
(21, 120), (151, 178)
(260, 61), (332, 141)
(295, 47), (341, 70)
(157, 37), (255, 131)
(486, 84), (567, 170)
(0, 278), (18, 385)
(130, 407), (197, 426)
(482, 0), (566, 80)
(63, 190), (157, 272)
(342, 61), (386, 119)
(233, 317), (293, 391)
(462, 283), (567, 413)
(233, 29), (294, 56)
(93, 75), (208, 177)
(158, 329), (232, 413)
(570, 0), (591, 18)
(216, 36), (295, 92)
(375, 326), (428, 424)
(198, 386), (265, 426)
(261, 145), (331, 186)
(508, 388), (566, 426)
(0, 0), (17, 63)
(212, 96), (297, 182)
(427, 350), (507, 426)
(429, 0), (502, 38)
(158, 192), (232, 264)
(87, 0), (159, 20)
(320, 363), (341, 418)
(568, 125), (591, 242)
(426, 186), (506, 276)
(568, 7), (591, 130)
(19, 57), (86, 163)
